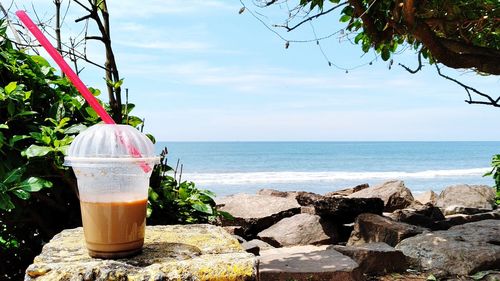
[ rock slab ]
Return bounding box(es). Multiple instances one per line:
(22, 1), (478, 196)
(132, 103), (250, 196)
(348, 213), (426, 247)
(396, 219), (500, 277)
(217, 194), (300, 237)
(258, 213), (339, 247)
(296, 193), (384, 224)
(435, 184), (496, 215)
(348, 180), (414, 212)
(25, 225), (257, 281)
(331, 242), (409, 275)
(259, 245), (362, 281)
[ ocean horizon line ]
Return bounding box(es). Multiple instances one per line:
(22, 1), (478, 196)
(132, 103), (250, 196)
(156, 140), (500, 143)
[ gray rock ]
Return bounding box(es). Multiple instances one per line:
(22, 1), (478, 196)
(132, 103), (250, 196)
(248, 239), (275, 251)
(241, 241), (260, 256)
(347, 213), (426, 247)
(324, 183), (370, 197)
(217, 194), (300, 237)
(258, 213), (339, 247)
(331, 242), (409, 275)
(259, 245), (362, 281)
(348, 180), (415, 212)
(396, 219), (500, 277)
(432, 209), (500, 230)
(414, 190), (437, 205)
(296, 193), (384, 224)
(436, 184), (496, 215)
(257, 188), (293, 198)
(388, 203), (445, 230)
(24, 225), (257, 281)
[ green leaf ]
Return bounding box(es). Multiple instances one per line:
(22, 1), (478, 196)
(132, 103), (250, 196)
(31, 55), (50, 67)
(218, 210), (234, 220)
(381, 46), (391, 61)
(5, 82), (17, 95)
(179, 186), (189, 200)
(341, 5), (354, 16)
(89, 87), (101, 97)
(0, 193), (14, 210)
(12, 189), (30, 200)
(192, 202), (213, 214)
(146, 133), (156, 144)
(7, 101), (15, 116)
(339, 14), (351, 23)
(3, 167), (25, 184)
(9, 135), (30, 147)
(24, 145), (53, 158)
(18, 177), (53, 192)
(13, 111), (38, 118)
(85, 107), (98, 119)
(354, 33), (364, 44)
(0, 124), (8, 129)
(114, 78), (124, 89)
(65, 124), (87, 134)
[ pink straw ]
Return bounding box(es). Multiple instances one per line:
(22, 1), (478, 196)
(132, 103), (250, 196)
(16, 10), (151, 172)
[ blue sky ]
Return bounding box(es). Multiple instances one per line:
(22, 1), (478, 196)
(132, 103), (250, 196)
(15, 0), (500, 141)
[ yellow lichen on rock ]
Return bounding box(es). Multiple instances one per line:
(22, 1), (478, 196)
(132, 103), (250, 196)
(25, 225), (257, 281)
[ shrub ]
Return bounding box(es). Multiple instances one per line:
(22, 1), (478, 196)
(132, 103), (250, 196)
(0, 22), (226, 280)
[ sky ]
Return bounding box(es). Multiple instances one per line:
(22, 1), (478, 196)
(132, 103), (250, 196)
(11, 0), (500, 141)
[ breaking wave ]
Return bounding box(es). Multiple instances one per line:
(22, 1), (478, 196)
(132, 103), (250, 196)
(183, 167), (490, 185)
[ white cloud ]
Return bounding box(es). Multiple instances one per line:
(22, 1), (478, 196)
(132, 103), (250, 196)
(107, 0), (238, 18)
(116, 40), (213, 51)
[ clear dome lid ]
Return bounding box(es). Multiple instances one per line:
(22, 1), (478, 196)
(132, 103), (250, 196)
(65, 124), (157, 162)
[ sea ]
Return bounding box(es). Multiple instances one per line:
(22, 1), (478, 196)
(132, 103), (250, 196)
(154, 142), (499, 198)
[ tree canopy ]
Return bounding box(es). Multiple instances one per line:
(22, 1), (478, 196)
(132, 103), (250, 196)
(260, 0), (499, 73)
(251, 0), (500, 105)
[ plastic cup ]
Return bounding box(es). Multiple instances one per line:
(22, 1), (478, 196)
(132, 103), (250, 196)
(64, 124), (159, 259)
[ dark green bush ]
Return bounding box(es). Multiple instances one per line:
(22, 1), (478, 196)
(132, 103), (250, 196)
(0, 22), (224, 280)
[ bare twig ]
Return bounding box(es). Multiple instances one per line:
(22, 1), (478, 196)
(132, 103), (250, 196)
(399, 50), (423, 74)
(435, 64), (500, 107)
(276, 2), (347, 32)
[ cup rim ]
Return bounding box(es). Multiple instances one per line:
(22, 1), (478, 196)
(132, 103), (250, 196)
(64, 156), (160, 166)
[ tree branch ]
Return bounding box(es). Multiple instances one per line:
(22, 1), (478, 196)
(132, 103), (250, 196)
(85, 35), (104, 42)
(277, 2), (347, 32)
(401, 0), (500, 75)
(399, 50), (422, 74)
(435, 64), (500, 107)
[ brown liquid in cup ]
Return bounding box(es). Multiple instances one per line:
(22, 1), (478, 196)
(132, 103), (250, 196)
(80, 198), (147, 258)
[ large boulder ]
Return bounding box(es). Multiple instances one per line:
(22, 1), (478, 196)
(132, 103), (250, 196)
(348, 180), (414, 212)
(435, 184), (496, 215)
(217, 194), (300, 238)
(347, 213), (426, 247)
(396, 220), (500, 277)
(331, 243), (409, 275)
(257, 213), (339, 247)
(296, 193), (384, 223)
(25, 225), (257, 281)
(259, 245), (362, 281)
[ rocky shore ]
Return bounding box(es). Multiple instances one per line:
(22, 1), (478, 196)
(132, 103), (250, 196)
(217, 180), (500, 281)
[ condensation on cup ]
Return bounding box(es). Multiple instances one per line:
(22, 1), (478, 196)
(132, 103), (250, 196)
(64, 124), (159, 259)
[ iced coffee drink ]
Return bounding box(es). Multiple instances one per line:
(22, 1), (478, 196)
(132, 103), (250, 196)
(64, 124), (159, 259)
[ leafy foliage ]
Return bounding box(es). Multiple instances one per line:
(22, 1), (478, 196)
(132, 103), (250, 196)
(261, 0), (500, 74)
(484, 155), (500, 205)
(0, 21), (226, 280)
(0, 20), (100, 279)
(148, 148), (232, 224)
